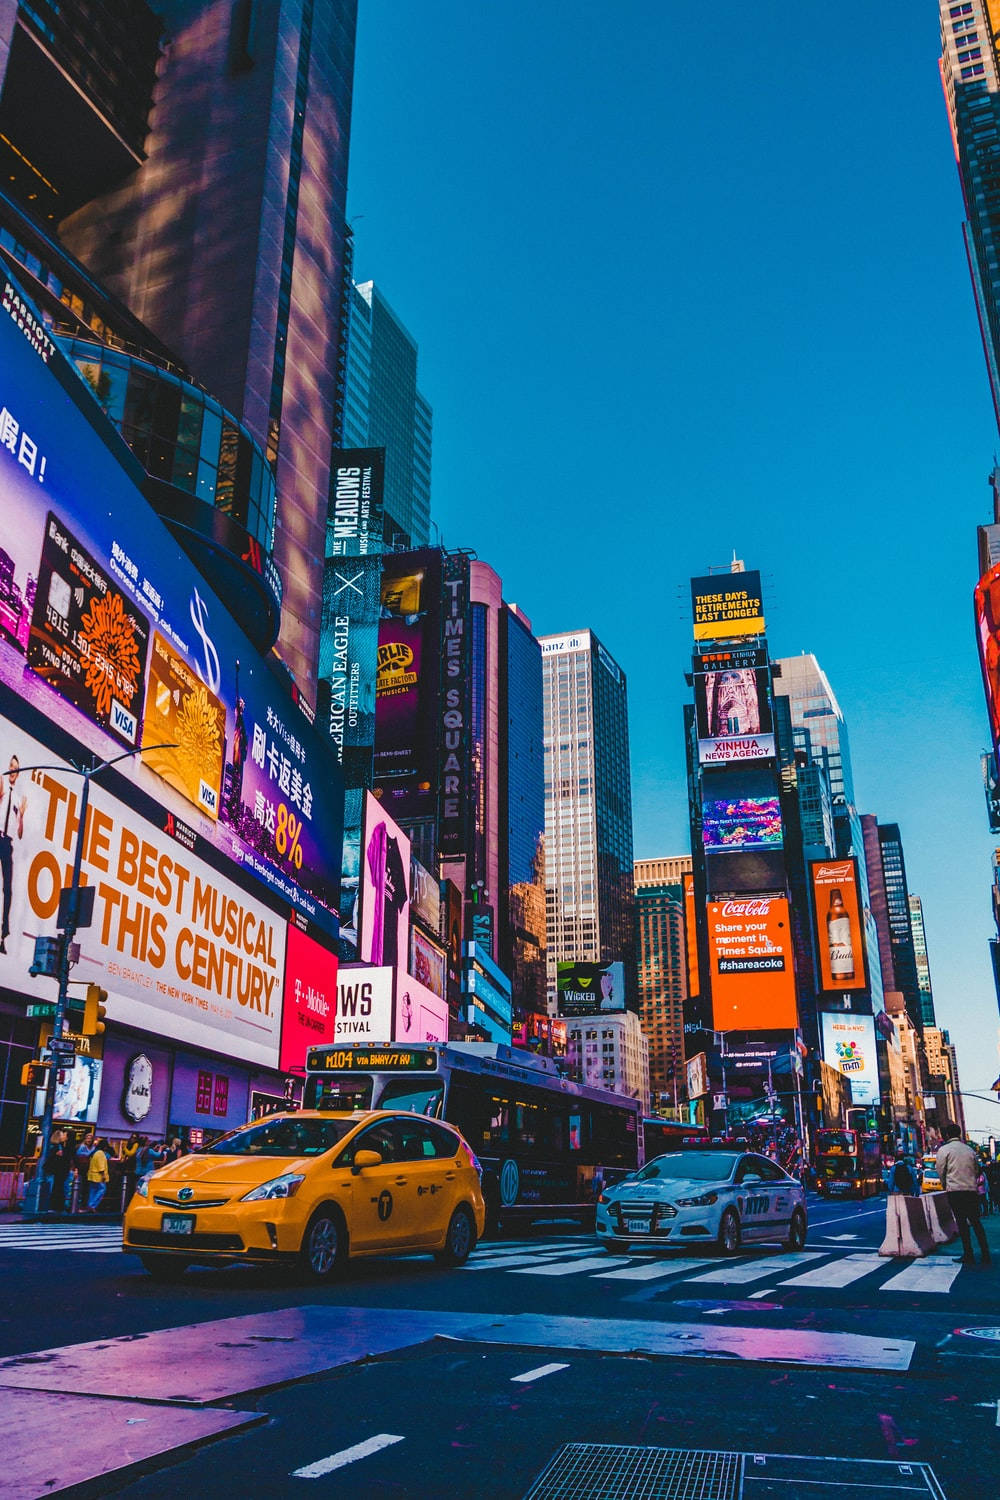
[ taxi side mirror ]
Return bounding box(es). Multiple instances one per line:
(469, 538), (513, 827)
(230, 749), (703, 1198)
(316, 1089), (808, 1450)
(351, 1149), (383, 1175)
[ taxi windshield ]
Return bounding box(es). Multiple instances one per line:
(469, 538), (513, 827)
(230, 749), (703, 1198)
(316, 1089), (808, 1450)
(637, 1151), (739, 1182)
(205, 1118), (357, 1157)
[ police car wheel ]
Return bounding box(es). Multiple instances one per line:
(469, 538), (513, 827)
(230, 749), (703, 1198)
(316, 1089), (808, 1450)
(717, 1208), (741, 1255)
(436, 1205), (476, 1266)
(784, 1209), (807, 1250)
(300, 1208), (344, 1281)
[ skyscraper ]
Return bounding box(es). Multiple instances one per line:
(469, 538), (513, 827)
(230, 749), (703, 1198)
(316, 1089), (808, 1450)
(878, 823), (923, 1031)
(343, 281), (432, 549)
(908, 894), (938, 1029)
(540, 630), (635, 1007)
(634, 857), (691, 1112)
(938, 1), (1000, 430)
(49, 0), (360, 698)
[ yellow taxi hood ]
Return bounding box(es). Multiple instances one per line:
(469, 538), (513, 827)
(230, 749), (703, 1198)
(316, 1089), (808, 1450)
(146, 1154), (314, 1190)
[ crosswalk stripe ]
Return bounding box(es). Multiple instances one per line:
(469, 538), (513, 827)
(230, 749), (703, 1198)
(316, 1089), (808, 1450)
(779, 1254), (884, 1288)
(686, 1252), (822, 1284)
(878, 1258), (963, 1294)
(510, 1255), (632, 1276)
(464, 1248), (601, 1271)
(593, 1257), (714, 1282)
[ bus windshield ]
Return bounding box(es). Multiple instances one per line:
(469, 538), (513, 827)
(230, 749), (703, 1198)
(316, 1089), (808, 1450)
(816, 1130), (857, 1156)
(377, 1078), (445, 1116)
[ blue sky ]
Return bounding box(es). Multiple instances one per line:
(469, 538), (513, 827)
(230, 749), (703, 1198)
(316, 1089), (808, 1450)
(348, 1), (1000, 1137)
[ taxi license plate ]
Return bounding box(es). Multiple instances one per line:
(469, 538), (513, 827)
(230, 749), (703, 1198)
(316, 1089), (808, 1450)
(161, 1214), (195, 1235)
(625, 1218), (649, 1234)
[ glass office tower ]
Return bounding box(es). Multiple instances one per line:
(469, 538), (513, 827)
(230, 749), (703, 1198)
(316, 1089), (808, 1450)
(908, 895), (938, 1029)
(541, 629), (635, 1008)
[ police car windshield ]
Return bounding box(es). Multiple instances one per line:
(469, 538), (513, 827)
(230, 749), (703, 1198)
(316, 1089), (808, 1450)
(206, 1119), (356, 1157)
(638, 1151), (739, 1182)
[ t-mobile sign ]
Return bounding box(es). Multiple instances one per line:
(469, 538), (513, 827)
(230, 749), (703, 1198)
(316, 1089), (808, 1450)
(280, 924), (338, 1072)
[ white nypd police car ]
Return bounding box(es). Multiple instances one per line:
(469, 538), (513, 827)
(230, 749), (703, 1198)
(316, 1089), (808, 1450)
(595, 1149), (808, 1254)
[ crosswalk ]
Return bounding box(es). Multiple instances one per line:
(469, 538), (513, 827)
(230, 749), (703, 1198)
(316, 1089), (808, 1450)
(466, 1237), (966, 1296)
(0, 1223), (123, 1254)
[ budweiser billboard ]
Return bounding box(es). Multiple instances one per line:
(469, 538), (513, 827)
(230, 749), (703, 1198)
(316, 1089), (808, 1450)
(707, 896), (797, 1031)
(810, 858), (868, 994)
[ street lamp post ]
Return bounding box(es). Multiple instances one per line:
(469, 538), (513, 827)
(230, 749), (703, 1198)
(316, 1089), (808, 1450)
(22, 744), (174, 1216)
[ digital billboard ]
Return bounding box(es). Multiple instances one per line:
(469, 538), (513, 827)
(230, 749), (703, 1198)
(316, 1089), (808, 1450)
(810, 858), (868, 993)
(439, 551), (471, 856)
(707, 897), (797, 1031)
(359, 792), (410, 969)
(335, 965), (448, 1045)
(374, 549), (442, 822)
(411, 926), (446, 997)
(327, 449), (385, 557)
(318, 553), (381, 786)
(975, 560), (1000, 757)
(556, 959), (626, 1017)
(279, 922), (338, 1073)
(702, 766), (784, 896)
(682, 871), (701, 999)
(691, 571), (764, 642)
(694, 647), (774, 765)
(702, 795), (782, 852)
(0, 293), (342, 939)
(820, 1012), (880, 1106)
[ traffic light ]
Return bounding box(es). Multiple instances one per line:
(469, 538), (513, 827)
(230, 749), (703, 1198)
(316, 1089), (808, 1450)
(20, 1060), (48, 1088)
(83, 985), (107, 1036)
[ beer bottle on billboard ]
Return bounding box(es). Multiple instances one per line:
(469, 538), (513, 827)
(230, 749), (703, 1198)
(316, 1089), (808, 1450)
(826, 888), (855, 981)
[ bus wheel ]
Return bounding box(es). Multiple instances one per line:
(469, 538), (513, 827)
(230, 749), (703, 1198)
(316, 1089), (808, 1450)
(717, 1208), (741, 1255)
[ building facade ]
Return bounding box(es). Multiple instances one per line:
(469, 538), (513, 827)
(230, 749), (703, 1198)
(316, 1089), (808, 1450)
(634, 857), (691, 1114)
(540, 630), (635, 1007)
(342, 281), (432, 549)
(908, 894), (937, 1029)
(564, 1012), (649, 1114)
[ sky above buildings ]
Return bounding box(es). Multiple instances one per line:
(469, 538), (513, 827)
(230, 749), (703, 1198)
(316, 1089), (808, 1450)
(348, 1), (1000, 1136)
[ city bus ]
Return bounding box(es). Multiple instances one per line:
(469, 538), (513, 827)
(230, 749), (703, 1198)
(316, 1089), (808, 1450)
(813, 1127), (885, 1198)
(304, 1042), (641, 1232)
(640, 1118), (710, 1162)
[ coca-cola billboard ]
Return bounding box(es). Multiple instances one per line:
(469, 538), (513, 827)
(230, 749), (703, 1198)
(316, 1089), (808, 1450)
(809, 858), (868, 994)
(707, 896), (797, 1031)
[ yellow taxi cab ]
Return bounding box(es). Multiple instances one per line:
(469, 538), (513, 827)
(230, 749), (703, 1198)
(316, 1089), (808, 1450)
(123, 1110), (486, 1282)
(919, 1153), (943, 1194)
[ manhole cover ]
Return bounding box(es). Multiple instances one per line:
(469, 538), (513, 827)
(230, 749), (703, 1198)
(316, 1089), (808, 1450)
(957, 1327), (1000, 1341)
(521, 1446), (948, 1499)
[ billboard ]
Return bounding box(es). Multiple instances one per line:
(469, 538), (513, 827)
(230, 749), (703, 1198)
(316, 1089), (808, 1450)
(334, 965), (448, 1045)
(682, 872), (701, 999)
(686, 1052), (708, 1099)
(359, 792), (410, 969)
(374, 549), (442, 822)
(707, 897), (797, 1031)
(691, 571), (764, 642)
(820, 1013), (880, 1106)
(327, 449), (385, 557)
(810, 858), (869, 993)
(279, 922), (338, 1073)
(557, 959), (627, 1017)
(410, 854), (442, 936)
(318, 553), (382, 786)
(694, 648), (774, 765)
(0, 292), (342, 937)
(411, 927), (446, 997)
(976, 560), (1000, 757)
(439, 551), (471, 855)
(702, 794), (782, 852)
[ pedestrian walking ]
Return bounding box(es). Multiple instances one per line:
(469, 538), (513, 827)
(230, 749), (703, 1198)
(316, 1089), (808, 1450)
(987, 1160), (1000, 1215)
(937, 1122), (992, 1266)
(888, 1156), (917, 1195)
(86, 1138), (110, 1213)
(120, 1132), (140, 1203)
(166, 1136), (185, 1163)
(73, 1129), (95, 1212)
(45, 1128), (73, 1212)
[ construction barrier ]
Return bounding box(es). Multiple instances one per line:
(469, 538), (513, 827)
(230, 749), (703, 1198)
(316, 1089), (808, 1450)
(0, 1168), (25, 1210)
(922, 1191), (959, 1245)
(879, 1194), (936, 1258)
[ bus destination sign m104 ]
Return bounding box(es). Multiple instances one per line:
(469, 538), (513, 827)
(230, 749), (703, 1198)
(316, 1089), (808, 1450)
(305, 1045), (438, 1072)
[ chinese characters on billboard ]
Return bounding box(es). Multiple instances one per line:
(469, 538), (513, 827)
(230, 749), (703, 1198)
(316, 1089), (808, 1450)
(691, 571), (765, 642)
(694, 647), (775, 765)
(810, 858), (868, 993)
(707, 897), (797, 1031)
(820, 1013), (880, 1106)
(556, 959), (626, 1017)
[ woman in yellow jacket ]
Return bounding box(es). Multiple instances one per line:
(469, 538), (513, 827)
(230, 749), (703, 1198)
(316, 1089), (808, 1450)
(86, 1139), (110, 1213)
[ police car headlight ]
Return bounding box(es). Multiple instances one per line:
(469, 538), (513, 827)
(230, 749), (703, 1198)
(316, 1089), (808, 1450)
(241, 1173), (305, 1201)
(676, 1191), (719, 1206)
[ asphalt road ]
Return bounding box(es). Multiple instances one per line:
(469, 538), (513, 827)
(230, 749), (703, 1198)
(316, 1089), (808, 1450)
(0, 1195), (997, 1499)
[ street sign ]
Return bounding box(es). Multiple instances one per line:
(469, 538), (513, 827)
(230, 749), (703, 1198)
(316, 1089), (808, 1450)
(26, 1004), (56, 1019)
(57, 885), (95, 930)
(49, 1037), (76, 1058)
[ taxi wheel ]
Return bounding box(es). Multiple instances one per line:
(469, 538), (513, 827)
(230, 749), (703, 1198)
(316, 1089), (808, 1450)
(300, 1207), (345, 1281)
(435, 1205), (476, 1266)
(139, 1254), (190, 1282)
(784, 1209), (807, 1250)
(717, 1208), (741, 1255)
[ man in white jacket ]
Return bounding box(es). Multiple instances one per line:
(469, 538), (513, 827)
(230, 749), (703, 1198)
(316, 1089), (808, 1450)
(936, 1123), (991, 1266)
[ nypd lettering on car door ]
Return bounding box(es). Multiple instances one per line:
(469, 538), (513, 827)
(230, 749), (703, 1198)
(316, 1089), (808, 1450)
(742, 1193), (769, 1217)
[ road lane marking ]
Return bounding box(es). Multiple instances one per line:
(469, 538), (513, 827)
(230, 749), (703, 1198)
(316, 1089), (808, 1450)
(593, 1257), (714, 1281)
(686, 1253), (822, 1284)
(879, 1258), (963, 1294)
(780, 1254), (884, 1288)
(823, 1234), (859, 1241)
(511, 1255), (634, 1276)
(808, 1208), (886, 1227)
(511, 1363), (569, 1383)
(293, 1434), (404, 1478)
(463, 1249), (601, 1270)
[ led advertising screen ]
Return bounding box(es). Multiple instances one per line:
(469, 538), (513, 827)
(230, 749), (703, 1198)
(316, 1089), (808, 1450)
(0, 292), (343, 938)
(810, 858), (869, 993)
(556, 960), (627, 1017)
(682, 872), (701, 999)
(395, 972), (449, 1044)
(334, 965), (448, 1045)
(51, 1056), (104, 1124)
(439, 550), (471, 855)
(327, 448), (385, 557)
(279, 922), (338, 1073)
(374, 549), (442, 822)
(359, 792), (411, 969)
(975, 560), (1000, 756)
(703, 795), (782, 852)
(707, 897), (798, 1031)
(411, 926), (446, 997)
(318, 553), (382, 786)
(691, 571), (765, 642)
(820, 1013), (880, 1106)
(695, 648), (774, 765)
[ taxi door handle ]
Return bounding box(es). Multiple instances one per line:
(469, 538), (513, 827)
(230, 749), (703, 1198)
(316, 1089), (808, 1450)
(394, 1176), (408, 1186)
(444, 1171), (456, 1180)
